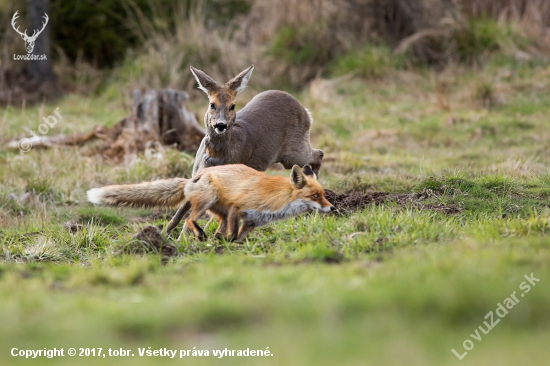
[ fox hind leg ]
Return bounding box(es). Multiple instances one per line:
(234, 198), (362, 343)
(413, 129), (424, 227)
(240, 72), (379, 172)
(165, 201), (191, 235)
(185, 195), (217, 241)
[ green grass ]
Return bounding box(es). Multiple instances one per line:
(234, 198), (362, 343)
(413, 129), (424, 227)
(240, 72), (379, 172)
(1, 58), (550, 365)
(270, 24), (335, 67)
(331, 44), (406, 79)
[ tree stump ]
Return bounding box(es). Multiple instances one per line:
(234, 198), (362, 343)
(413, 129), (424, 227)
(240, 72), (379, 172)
(6, 89), (205, 161)
(99, 89), (205, 161)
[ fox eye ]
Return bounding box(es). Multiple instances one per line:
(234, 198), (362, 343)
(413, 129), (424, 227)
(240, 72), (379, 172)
(229, 104), (236, 111)
(210, 103), (216, 110)
(312, 193), (320, 199)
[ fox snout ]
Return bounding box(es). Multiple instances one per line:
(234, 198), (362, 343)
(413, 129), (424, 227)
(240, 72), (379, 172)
(308, 199), (334, 213)
(319, 194), (334, 213)
(319, 204), (335, 213)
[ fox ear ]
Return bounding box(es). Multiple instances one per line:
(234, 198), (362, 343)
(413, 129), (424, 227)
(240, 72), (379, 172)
(190, 66), (218, 94)
(302, 165), (316, 179)
(290, 165), (306, 189)
(226, 65), (254, 94)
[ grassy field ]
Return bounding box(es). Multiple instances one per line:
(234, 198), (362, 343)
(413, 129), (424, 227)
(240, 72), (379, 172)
(1, 57), (550, 365)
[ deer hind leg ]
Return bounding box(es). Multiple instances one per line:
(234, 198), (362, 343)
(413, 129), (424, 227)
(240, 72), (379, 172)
(309, 149), (324, 177)
(185, 195), (217, 241)
(280, 156), (309, 171)
(280, 149), (324, 177)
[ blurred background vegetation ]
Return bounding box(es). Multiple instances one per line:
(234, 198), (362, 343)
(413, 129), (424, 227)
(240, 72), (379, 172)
(0, 0), (549, 101)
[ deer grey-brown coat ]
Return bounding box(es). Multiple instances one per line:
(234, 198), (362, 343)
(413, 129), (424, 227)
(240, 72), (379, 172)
(190, 65), (324, 177)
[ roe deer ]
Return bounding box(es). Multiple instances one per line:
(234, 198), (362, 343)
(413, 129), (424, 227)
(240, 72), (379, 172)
(190, 65), (324, 177)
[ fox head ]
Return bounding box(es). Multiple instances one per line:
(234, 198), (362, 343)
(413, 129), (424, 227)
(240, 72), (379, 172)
(190, 65), (254, 136)
(290, 165), (334, 213)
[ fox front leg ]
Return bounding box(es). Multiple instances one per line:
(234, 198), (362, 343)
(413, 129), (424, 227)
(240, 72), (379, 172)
(237, 221), (256, 241)
(213, 207), (239, 242)
(212, 212), (227, 240)
(225, 206), (239, 241)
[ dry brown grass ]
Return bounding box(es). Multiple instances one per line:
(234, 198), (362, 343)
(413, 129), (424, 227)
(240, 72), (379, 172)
(237, 0), (549, 84)
(2, 0), (550, 97)
(118, 1), (257, 92)
(458, 0), (550, 25)
(458, 0), (550, 49)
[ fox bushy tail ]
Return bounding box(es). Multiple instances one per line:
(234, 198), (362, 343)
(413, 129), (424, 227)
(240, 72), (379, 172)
(87, 178), (187, 208)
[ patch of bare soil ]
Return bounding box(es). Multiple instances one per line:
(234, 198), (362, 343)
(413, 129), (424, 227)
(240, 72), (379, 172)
(324, 189), (461, 216)
(324, 190), (389, 215)
(123, 226), (177, 260)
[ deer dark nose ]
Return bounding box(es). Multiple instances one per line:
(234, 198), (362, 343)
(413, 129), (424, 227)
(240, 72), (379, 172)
(214, 122), (227, 131)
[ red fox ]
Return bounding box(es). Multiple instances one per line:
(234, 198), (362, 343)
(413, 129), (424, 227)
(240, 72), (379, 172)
(87, 164), (334, 241)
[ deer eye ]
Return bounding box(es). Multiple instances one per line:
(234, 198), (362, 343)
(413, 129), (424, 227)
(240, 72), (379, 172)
(229, 104), (236, 111)
(210, 103), (216, 110)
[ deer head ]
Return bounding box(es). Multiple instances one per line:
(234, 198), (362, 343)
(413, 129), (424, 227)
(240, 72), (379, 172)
(190, 65), (254, 135)
(11, 10), (49, 54)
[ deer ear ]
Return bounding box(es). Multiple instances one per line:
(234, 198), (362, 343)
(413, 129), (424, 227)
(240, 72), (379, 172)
(302, 165), (316, 179)
(190, 66), (218, 94)
(290, 165), (306, 189)
(226, 65), (254, 94)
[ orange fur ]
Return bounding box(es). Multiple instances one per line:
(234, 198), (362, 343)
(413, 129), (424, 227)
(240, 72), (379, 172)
(87, 164), (333, 241)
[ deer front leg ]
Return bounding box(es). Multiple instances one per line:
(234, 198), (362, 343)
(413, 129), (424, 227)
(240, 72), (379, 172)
(192, 137), (227, 176)
(204, 154), (226, 167)
(192, 138), (208, 176)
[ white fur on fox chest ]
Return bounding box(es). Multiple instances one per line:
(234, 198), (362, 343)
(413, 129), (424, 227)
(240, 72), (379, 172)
(241, 199), (309, 227)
